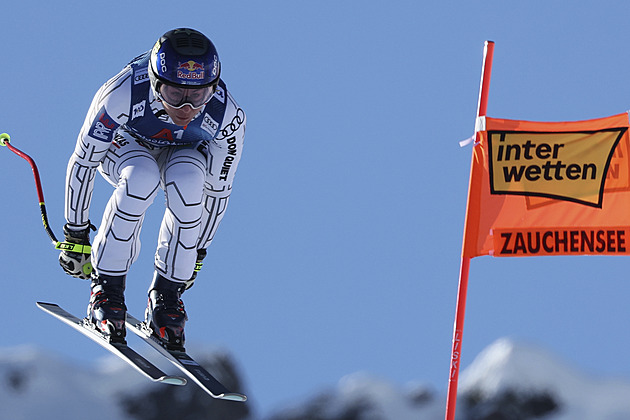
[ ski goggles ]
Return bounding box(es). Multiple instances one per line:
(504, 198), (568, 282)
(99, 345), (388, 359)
(156, 83), (215, 109)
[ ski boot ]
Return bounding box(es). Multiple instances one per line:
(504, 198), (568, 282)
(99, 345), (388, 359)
(87, 274), (127, 343)
(145, 272), (188, 351)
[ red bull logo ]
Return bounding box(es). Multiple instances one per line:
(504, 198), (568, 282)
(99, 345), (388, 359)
(177, 60), (205, 80)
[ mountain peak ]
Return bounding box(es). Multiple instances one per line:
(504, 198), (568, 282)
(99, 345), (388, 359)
(459, 338), (630, 420)
(459, 338), (580, 397)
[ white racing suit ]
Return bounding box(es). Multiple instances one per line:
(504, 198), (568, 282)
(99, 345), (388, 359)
(65, 52), (245, 284)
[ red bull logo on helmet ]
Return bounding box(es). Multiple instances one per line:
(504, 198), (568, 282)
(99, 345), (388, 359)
(177, 60), (205, 81)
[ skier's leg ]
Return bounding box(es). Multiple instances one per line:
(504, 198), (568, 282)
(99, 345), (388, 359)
(148, 145), (206, 348)
(153, 145), (207, 282)
(93, 131), (160, 276)
(88, 130), (160, 337)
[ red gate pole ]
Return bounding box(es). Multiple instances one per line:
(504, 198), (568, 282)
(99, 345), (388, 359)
(444, 40), (494, 420)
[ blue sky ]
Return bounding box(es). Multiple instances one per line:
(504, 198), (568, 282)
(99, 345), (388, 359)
(3, 1), (630, 417)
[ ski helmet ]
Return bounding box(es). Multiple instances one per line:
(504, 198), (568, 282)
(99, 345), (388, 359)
(148, 28), (221, 108)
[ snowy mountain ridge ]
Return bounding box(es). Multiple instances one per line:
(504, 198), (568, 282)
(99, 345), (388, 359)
(458, 338), (630, 420)
(0, 345), (132, 420)
(267, 338), (630, 420)
(2, 339), (630, 419)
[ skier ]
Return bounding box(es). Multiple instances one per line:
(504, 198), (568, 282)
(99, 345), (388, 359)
(57, 28), (246, 350)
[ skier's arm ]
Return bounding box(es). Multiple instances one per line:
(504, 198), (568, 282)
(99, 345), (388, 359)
(65, 67), (131, 227)
(209, 90), (246, 191)
(195, 90), (246, 255)
(60, 67), (130, 279)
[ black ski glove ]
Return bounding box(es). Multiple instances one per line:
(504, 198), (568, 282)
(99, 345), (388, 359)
(57, 223), (95, 280)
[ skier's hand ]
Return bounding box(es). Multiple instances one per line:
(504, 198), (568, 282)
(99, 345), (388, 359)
(57, 223), (95, 280)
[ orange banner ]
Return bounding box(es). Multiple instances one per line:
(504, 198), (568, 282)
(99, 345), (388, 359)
(462, 113), (630, 258)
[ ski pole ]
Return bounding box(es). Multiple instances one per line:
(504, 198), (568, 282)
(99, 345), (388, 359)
(0, 132), (60, 245)
(0, 133), (90, 256)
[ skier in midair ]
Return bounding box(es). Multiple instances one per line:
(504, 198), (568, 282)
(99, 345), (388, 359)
(58, 28), (246, 350)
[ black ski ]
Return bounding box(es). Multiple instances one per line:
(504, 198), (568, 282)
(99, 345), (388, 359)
(125, 313), (247, 402)
(36, 302), (186, 386)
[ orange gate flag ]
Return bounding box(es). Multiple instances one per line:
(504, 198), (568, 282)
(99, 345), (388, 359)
(462, 112), (630, 258)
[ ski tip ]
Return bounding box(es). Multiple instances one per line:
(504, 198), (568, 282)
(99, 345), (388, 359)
(159, 375), (188, 386)
(220, 393), (248, 402)
(36, 302), (59, 310)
